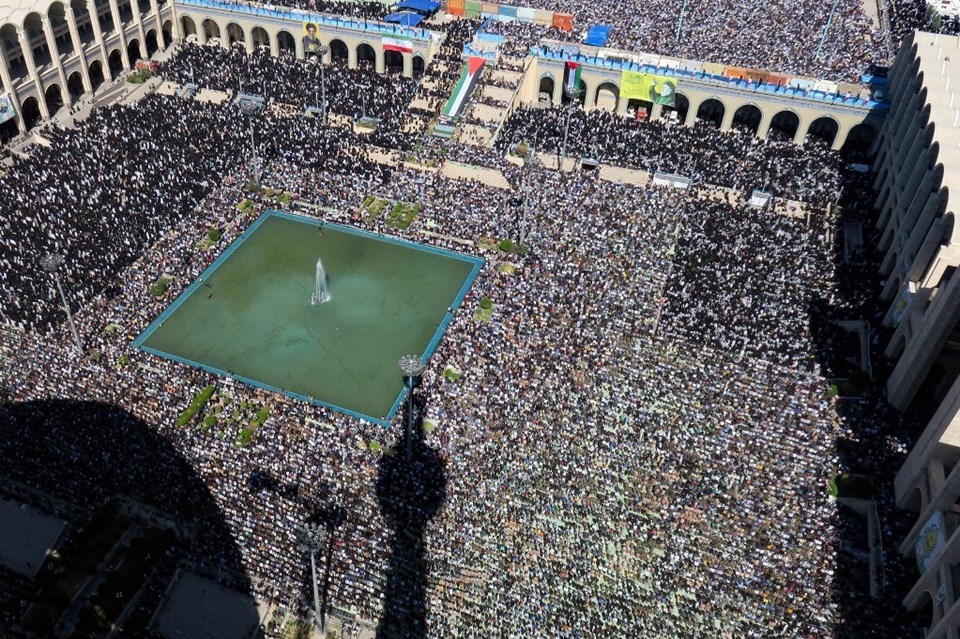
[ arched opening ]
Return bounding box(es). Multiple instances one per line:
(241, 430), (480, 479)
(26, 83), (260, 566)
(137, 0), (151, 15)
(70, 0), (95, 46)
(384, 50), (403, 73)
(696, 98), (724, 127)
(21, 96), (41, 130)
(807, 116), (839, 147)
(662, 93), (689, 123)
(226, 22), (244, 48)
(412, 54), (424, 77)
(768, 109), (800, 141)
(732, 104), (762, 134)
(594, 82), (619, 112)
(277, 29), (296, 55)
(44, 83), (64, 115)
(842, 122), (878, 160)
(94, 0), (114, 34)
(67, 70), (84, 100)
(329, 38), (348, 63)
(626, 98), (652, 120)
(356, 42), (376, 68)
(88, 60), (106, 91)
(48, 2), (76, 59)
(251, 26), (269, 49)
(89, 58), (105, 90)
(161, 19), (173, 48)
(108, 48), (123, 75)
(127, 38), (142, 63)
(538, 74), (555, 104)
(0, 25), (28, 81)
(180, 16), (197, 38)
(145, 29), (159, 57)
(23, 12), (53, 68)
(201, 18), (221, 42)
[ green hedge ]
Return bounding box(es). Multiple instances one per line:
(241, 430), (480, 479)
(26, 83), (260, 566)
(479, 296), (492, 310)
(176, 385), (216, 427)
(150, 276), (173, 297)
(498, 239), (514, 252)
(206, 229), (222, 243)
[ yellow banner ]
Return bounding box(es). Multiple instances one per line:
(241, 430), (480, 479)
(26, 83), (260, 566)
(620, 70), (678, 106)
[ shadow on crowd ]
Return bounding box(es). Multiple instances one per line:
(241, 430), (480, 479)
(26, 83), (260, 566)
(375, 390), (447, 639)
(0, 399), (258, 638)
(806, 166), (928, 636)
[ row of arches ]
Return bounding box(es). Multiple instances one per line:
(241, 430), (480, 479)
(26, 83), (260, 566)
(537, 74), (877, 153)
(179, 16), (426, 76)
(0, 0), (175, 139)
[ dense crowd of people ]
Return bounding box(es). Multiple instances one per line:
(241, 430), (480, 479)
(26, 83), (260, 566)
(497, 106), (846, 206)
(0, 8), (942, 639)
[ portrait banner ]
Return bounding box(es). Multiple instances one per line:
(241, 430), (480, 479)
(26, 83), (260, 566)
(302, 22), (322, 58)
(620, 70), (677, 106)
(0, 94), (15, 125)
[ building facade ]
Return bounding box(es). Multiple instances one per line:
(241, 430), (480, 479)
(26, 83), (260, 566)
(0, 0), (178, 135)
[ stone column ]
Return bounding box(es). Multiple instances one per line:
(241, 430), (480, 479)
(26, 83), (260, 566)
(756, 112), (772, 140)
(347, 43), (357, 69)
(552, 75), (562, 105)
(244, 27), (254, 54)
(374, 48), (384, 74)
(87, 0), (113, 81)
(41, 17), (71, 105)
(107, 0), (132, 70)
(684, 99), (697, 126)
(402, 52), (412, 78)
(18, 32), (50, 120)
(583, 84), (595, 109)
(66, 8), (93, 93)
(149, 0), (164, 46)
(270, 29), (279, 57)
(719, 105), (734, 131)
(616, 95), (628, 116)
(650, 102), (663, 121)
(133, 0), (149, 62)
(0, 51), (27, 133)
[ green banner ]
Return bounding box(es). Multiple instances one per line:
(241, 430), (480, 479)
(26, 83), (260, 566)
(620, 70), (677, 106)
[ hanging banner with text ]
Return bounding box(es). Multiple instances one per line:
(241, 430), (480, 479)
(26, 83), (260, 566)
(0, 94), (15, 125)
(620, 70), (677, 107)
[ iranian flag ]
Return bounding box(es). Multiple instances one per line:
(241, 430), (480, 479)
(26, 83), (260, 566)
(565, 61), (581, 93)
(382, 35), (414, 54)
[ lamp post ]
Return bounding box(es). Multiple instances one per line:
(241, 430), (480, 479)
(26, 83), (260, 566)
(561, 85), (584, 172)
(295, 522), (325, 635)
(519, 153), (540, 246)
(239, 100), (263, 184)
(398, 354), (425, 461)
(40, 253), (83, 354)
(317, 43), (329, 123)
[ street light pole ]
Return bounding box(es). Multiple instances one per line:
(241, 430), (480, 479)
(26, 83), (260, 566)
(318, 44), (329, 124)
(40, 253), (82, 354)
(398, 354), (425, 461)
(239, 100), (264, 184)
(561, 86), (583, 172)
(295, 523), (325, 635)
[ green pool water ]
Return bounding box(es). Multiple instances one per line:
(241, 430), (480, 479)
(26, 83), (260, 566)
(135, 211), (482, 423)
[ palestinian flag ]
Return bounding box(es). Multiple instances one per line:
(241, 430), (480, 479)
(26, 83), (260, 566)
(382, 35), (414, 54)
(566, 61), (581, 93)
(443, 57), (485, 118)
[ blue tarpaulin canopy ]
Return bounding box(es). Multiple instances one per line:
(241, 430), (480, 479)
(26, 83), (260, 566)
(385, 11), (424, 26)
(394, 0), (440, 13)
(585, 25), (613, 46)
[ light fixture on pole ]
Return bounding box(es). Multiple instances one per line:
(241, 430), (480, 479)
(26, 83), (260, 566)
(561, 85), (584, 172)
(317, 44), (329, 123)
(295, 522), (326, 634)
(398, 354), (425, 461)
(40, 253), (83, 354)
(238, 100), (264, 184)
